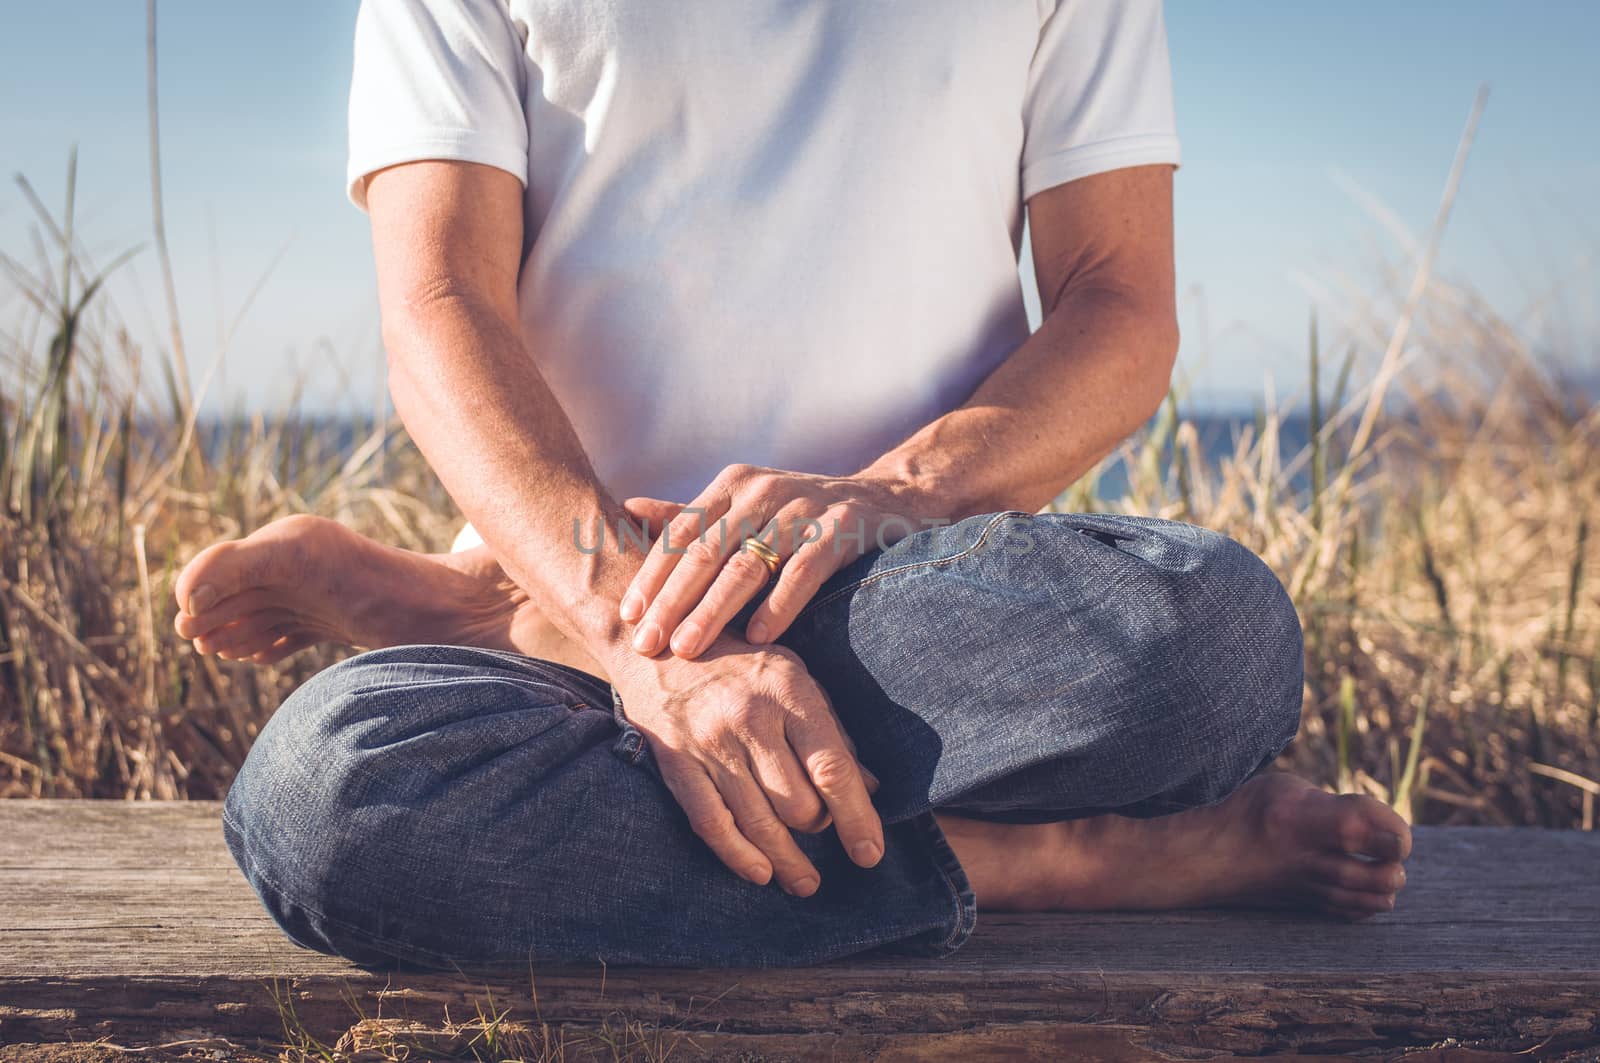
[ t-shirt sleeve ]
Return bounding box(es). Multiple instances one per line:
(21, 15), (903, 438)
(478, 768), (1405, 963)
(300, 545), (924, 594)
(346, 0), (529, 210)
(1020, 0), (1181, 202)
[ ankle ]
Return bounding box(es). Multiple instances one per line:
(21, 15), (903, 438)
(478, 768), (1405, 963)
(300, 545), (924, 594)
(935, 814), (1067, 911)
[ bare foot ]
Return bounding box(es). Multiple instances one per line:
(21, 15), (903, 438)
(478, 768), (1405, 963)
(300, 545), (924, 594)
(938, 772), (1412, 921)
(173, 514), (536, 665)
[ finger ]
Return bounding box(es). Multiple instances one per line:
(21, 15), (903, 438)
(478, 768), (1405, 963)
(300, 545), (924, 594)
(809, 685), (867, 764)
(744, 537), (842, 645)
(621, 486), (738, 648)
(620, 497), (686, 543)
(669, 547), (776, 658)
(804, 689), (879, 793)
(636, 521), (747, 655)
(714, 762), (822, 896)
(746, 742), (831, 833)
(788, 721), (883, 869)
(675, 505), (825, 655)
(656, 753), (773, 886)
(635, 496), (782, 655)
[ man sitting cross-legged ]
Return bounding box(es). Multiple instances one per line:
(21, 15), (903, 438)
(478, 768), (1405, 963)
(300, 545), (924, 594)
(172, 0), (1410, 968)
(173, 504), (1410, 967)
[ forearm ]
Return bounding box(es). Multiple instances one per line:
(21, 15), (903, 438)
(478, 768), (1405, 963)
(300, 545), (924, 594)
(859, 285), (1178, 520)
(385, 291), (636, 664)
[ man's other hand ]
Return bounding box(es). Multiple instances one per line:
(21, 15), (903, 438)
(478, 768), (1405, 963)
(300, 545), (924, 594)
(618, 465), (930, 658)
(606, 636), (884, 894)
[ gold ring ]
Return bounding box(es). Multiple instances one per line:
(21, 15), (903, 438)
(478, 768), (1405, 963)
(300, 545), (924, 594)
(740, 536), (783, 580)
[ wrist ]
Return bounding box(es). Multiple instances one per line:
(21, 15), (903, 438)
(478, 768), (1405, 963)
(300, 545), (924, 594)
(851, 462), (961, 528)
(599, 641), (656, 691)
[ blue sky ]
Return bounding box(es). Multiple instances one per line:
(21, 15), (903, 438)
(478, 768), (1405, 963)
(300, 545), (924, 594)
(2, 2), (1596, 413)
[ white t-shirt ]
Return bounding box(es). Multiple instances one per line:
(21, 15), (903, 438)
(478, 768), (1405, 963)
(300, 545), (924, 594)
(349, 0), (1180, 505)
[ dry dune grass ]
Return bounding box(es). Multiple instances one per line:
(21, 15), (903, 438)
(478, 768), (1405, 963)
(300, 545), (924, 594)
(2, 125), (1596, 828)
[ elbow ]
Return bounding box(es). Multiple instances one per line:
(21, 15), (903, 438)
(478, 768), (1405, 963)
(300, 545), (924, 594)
(1057, 281), (1179, 429)
(379, 282), (454, 367)
(1131, 310), (1180, 425)
(376, 282), (478, 406)
(380, 307), (442, 423)
(380, 318), (418, 372)
(380, 318), (417, 410)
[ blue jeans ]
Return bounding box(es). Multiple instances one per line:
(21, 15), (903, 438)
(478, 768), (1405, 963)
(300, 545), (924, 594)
(223, 511), (1303, 968)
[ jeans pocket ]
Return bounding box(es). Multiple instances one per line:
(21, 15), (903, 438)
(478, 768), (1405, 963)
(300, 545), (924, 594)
(792, 509), (1032, 628)
(610, 685), (644, 762)
(609, 686), (665, 783)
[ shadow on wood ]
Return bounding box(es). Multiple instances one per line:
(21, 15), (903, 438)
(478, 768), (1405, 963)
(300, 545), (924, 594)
(1, 801), (1597, 1059)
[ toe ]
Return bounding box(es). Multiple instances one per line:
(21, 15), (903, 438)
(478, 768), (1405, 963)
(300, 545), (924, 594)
(217, 627), (293, 661)
(194, 624), (244, 657)
(1309, 853), (1406, 894)
(249, 632), (320, 666)
(1316, 883), (1397, 916)
(174, 514), (327, 617)
(1327, 905), (1387, 923)
(1335, 796), (1412, 862)
(197, 611), (301, 658)
(1297, 791), (1411, 861)
(175, 587), (286, 639)
(174, 538), (251, 617)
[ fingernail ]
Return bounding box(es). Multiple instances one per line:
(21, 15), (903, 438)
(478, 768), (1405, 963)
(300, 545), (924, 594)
(851, 840), (882, 867)
(788, 876), (819, 897)
(619, 591), (644, 622)
(746, 619), (769, 644)
(632, 620), (661, 654)
(863, 767), (881, 789)
(189, 585), (218, 614)
(670, 621), (702, 656)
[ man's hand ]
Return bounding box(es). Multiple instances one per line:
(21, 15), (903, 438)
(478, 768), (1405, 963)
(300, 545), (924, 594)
(618, 465), (934, 659)
(606, 635), (884, 895)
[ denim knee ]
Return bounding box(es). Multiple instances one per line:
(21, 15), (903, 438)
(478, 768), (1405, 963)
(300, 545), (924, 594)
(1159, 527), (1304, 792)
(1042, 515), (1303, 801)
(224, 645), (618, 967)
(222, 654), (409, 964)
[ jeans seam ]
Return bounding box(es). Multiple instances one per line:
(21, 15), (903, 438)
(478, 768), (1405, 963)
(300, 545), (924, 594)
(910, 812), (978, 953)
(611, 686), (647, 764)
(793, 510), (1030, 627)
(374, 646), (612, 708)
(336, 679), (593, 716)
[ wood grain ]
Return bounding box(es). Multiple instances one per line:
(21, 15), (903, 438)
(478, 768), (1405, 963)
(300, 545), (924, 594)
(1, 800), (1596, 1058)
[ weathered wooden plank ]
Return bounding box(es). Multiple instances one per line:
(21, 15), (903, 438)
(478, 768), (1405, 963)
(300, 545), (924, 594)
(6, 899), (1600, 975)
(3, 968), (1596, 1057)
(3, 805), (1597, 972)
(0, 800), (1597, 1057)
(0, 800), (234, 870)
